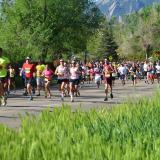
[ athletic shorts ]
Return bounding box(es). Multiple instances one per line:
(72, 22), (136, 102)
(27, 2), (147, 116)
(95, 76), (101, 83)
(131, 75), (136, 81)
(104, 77), (112, 86)
(44, 79), (51, 83)
(57, 79), (69, 84)
(8, 77), (15, 82)
(0, 77), (7, 83)
(149, 74), (155, 80)
(120, 74), (125, 80)
(25, 78), (34, 85)
(36, 77), (44, 86)
(69, 79), (80, 85)
(143, 71), (147, 77)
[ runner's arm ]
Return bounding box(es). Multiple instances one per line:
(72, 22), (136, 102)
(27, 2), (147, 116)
(20, 67), (24, 76)
(55, 67), (59, 75)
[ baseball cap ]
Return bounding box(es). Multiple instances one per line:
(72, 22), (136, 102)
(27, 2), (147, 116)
(60, 59), (64, 62)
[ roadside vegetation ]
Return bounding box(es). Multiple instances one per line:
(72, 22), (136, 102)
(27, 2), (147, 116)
(0, 92), (160, 159)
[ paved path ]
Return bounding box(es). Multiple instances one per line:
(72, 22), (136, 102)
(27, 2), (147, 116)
(0, 80), (159, 128)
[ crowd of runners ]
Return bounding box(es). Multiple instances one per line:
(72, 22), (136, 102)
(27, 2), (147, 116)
(0, 47), (160, 106)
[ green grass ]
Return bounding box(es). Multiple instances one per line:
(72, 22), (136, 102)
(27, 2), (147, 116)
(1, 92), (160, 159)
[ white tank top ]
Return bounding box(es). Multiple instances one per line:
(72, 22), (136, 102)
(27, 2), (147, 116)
(57, 65), (67, 79)
(70, 67), (79, 79)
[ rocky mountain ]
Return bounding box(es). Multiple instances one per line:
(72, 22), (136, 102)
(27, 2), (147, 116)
(97, 0), (160, 17)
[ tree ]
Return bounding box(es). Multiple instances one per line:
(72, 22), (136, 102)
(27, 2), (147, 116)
(0, 0), (103, 61)
(98, 22), (118, 60)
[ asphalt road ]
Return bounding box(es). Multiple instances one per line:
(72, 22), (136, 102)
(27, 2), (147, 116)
(0, 79), (158, 128)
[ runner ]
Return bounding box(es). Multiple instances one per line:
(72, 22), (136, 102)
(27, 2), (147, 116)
(111, 62), (117, 86)
(36, 60), (45, 96)
(118, 64), (127, 86)
(100, 61), (104, 84)
(89, 66), (95, 83)
(8, 64), (16, 94)
(42, 64), (54, 98)
(81, 64), (86, 84)
(129, 63), (138, 86)
(94, 63), (102, 88)
(19, 67), (27, 96)
(148, 63), (156, 84)
(20, 57), (35, 100)
(103, 61), (114, 101)
(143, 61), (149, 83)
(69, 60), (80, 102)
(55, 59), (68, 101)
(63, 62), (70, 97)
(86, 66), (90, 84)
(75, 62), (81, 96)
(0, 48), (10, 106)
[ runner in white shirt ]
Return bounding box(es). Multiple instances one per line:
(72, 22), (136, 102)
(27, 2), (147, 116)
(55, 59), (68, 101)
(143, 61), (149, 83)
(94, 64), (102, 88)
(69, 60), (80, 102)
(118, 64), (127, 86)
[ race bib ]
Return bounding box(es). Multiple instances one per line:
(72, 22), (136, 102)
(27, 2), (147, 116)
(25, 68), (31, 74)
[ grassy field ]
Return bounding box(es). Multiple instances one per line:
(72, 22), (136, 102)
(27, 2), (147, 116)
(0, 92), (160, 159)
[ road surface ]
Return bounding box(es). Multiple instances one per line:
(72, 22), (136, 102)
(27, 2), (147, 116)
(0, 80), (158, 128)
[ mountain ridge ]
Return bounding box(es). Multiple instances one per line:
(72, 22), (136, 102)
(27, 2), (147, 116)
(97, 0), (160, 17)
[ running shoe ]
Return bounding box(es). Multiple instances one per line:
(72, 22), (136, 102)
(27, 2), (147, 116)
(1, 96), (7, 106)
(36, 94), (40, 96)
(77, 91), (80, 96)
(71, 98), (74, 102)
(29, 96), (33, 101)
(110, 93), (113, 99)
(32, 89), (35, 95)
(23, 92), (28, 96)
(104, 97), (108, 101)
(7, 91), (10, 95)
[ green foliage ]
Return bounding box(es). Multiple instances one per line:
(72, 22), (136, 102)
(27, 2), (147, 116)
(98, 22), (118, 60)
(0, 0), (103, 61)
(113, 5), (160, 60)
(1, 93), (160, 159)
(86, 31), (103, 59)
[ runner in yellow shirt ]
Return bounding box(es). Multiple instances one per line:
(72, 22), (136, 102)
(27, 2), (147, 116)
(0, 48), (10, 106)
(36, 60), (46, 96)
(8, 65), (16, 93)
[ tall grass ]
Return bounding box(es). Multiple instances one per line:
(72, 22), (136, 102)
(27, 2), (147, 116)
(1, 92), (160, 159)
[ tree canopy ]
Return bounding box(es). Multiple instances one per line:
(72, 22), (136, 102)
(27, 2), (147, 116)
(0, 0), (103, 61)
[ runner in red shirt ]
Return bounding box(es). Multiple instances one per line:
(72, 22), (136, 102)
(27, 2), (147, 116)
(20, 57), (35, 100)
(89, 67), (95, 82)
(103, 61), (114, 101)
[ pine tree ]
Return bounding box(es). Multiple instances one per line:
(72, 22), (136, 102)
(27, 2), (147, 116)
(99, 23), (118, 60)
